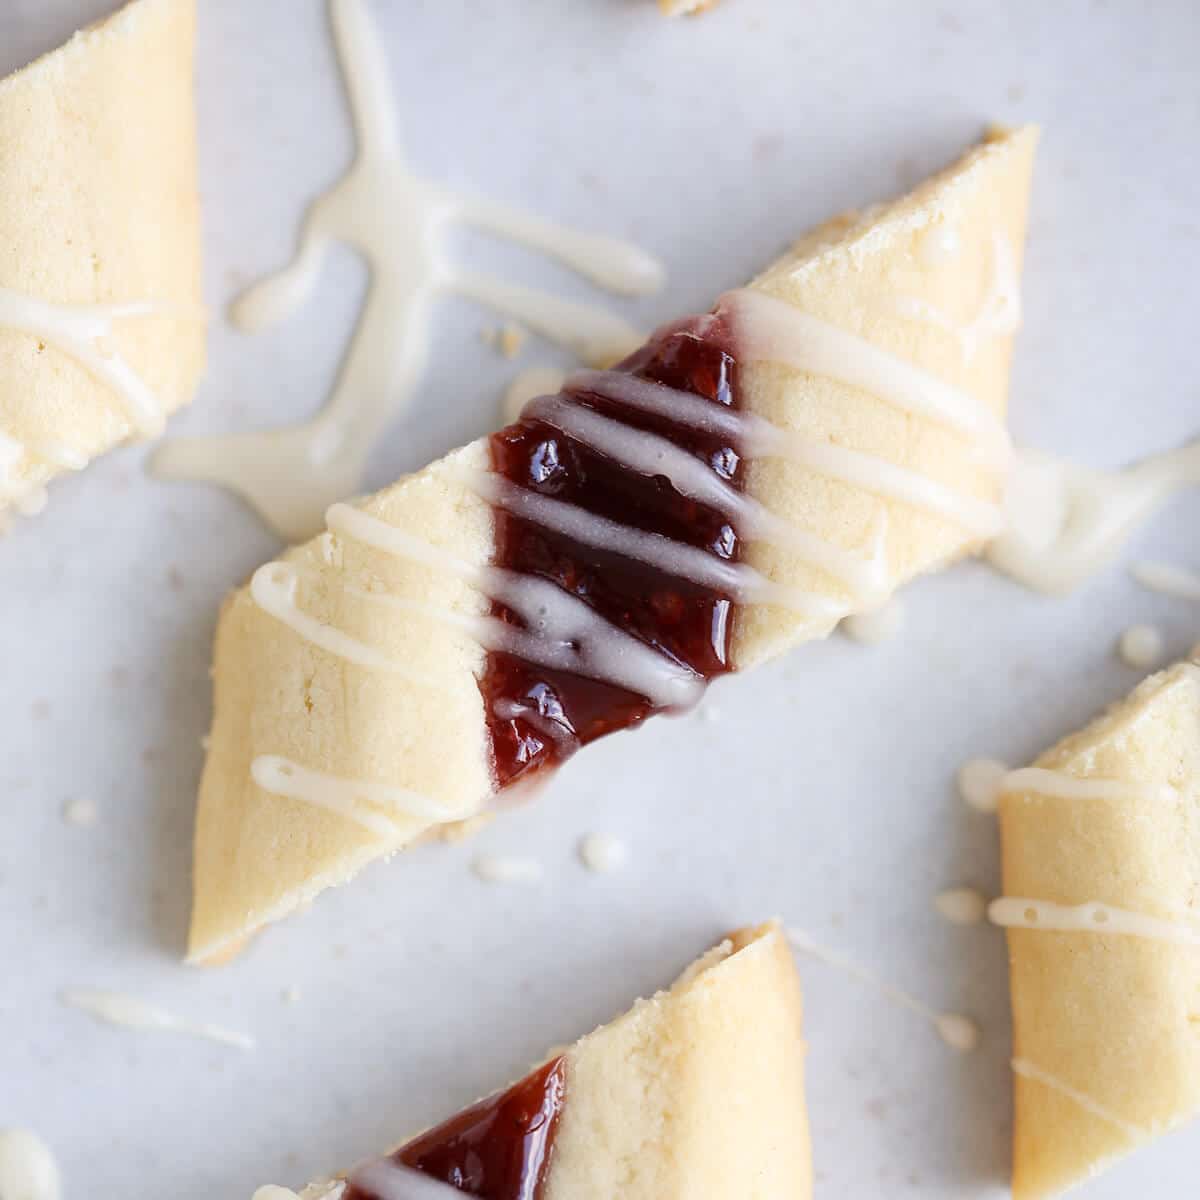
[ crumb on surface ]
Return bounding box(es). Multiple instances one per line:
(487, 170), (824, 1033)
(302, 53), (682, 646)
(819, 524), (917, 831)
(659, 0), (720, 14)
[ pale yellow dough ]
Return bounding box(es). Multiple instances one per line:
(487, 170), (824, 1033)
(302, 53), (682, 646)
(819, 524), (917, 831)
(189, 128), (1037, 962)
(272, 922), (811, 1200)
(998, 659), (1200, 1198)
(0, 0), (204, 516)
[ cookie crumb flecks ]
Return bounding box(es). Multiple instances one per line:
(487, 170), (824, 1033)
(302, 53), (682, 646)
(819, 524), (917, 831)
(659, 0), (720, 15)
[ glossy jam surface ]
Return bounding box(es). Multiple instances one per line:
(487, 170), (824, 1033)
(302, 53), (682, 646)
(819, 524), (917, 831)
(482, 317), (745, 787)
(345, 1057), (567, 1200)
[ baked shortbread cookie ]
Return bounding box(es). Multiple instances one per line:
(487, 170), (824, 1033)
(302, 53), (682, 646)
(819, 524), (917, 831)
(256, 923), (810, 1200)
(993, 659), (1200, 1198)
(0, 0), (204, 523)
(189, 127), (1037, 962)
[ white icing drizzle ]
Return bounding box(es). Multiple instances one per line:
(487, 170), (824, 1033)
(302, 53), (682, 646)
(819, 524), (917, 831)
(987, 439), (1200, 595)
(787, 928), (979, 1052)
(578, 832), (629, 873)
(989, 898), (1200, 946)
(721, 288), (1012, 468)
(462, 469), (845, 619)
(957, 757), (1009, 813)
(524, 393), (890, 600)
(326, 503), (704, 707)
(61, 989), (255, 1049)
(251, 755), (456, 836)
(1118, 623), (1165, 670)
(1002, 766), (1174, 806)
(502, 367), (568, 426)
(934, 887), (988, 926)
(0, 1129), (60, 1200)
(152, 0), (663, 541)
(896, 233), (1021, 364)
(250, 560), (445, 689)
(840, 597), (905, 644)
(1133, 560), (1200, 601)
(348, 1161), (463, 1199)
(1010, 1059), (1145, 1141)
(0, 291), (171, 437)
(471, 853), (544, 885)
(568, 368), (1005, 536)
(252, 1189), (303, 1200)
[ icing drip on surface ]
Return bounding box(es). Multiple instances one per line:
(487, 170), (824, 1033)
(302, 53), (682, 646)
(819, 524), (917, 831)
(990, 898), (1200, 946)
(252, 755), (456, 836)
(934, 887), (988, 926)
(1118, 624), (1165, 670)
(343, 1057), (566, 1200)
(895, 233), (1021, 364)
(0, 1129), (60, 1200)
(1010, 1059), (1145, 1140)
(957, 757), (1008, 813)
(61, 989), (255, 1049)
(578, 831), (629, 873)
(788, 928), (979, 1052)
(987, 438), (1200, 594)
(1133, 560), (1200, 601)
(470, 853), (544, 885)
(153, 0), (663, 541)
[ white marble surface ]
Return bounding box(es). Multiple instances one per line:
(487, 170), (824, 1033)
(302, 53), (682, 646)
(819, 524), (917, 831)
(1, 1), (1198, 1197)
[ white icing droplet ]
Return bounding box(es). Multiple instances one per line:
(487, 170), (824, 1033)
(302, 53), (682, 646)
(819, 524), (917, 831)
(578, 832), (629, 874)
(61, 798), (98, 829)
(841, 597), (905, 644)
(1118, 624), (1165, 670)
(987, 440), (1200, 595)
(917, 222), (962, 268)
(502, 367), (568, 426)
(957, 758), (1009, 813)
(934, 887), (988, 926)
(0, 1129), (60, 1200)
(60, 989), (255, 1050)
(471, 854), (544, 885)
(152, 0), (663, 542)
(935, 1012), (981, 1053)
(281, 986), (302, 1006)
(1132, 560), (1200, 601)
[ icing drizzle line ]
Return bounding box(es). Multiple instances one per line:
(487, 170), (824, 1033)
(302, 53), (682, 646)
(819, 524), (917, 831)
(0, 292), (178, 519)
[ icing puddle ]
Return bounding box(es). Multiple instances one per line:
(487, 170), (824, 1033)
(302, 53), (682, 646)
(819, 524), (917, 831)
(153, 0), (663, 541)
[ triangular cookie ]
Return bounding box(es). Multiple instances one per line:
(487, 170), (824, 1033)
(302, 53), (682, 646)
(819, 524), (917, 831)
(257, 923), (810, 1200)
(0, 0), (204, 522)
(190, 127), (1037, 962)
(995, 659), (1200, 1197)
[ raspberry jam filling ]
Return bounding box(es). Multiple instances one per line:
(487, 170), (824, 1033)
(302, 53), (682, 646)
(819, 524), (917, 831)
(481, 316), (745, 788)
(345, 1057), (567, 1200)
